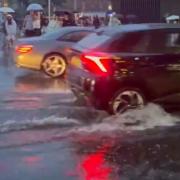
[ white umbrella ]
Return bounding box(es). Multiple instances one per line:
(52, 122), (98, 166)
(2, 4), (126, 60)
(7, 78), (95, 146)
(27, 3), (43, 11)
(0, 7), (15, 13)
(166, 15), (180, 21)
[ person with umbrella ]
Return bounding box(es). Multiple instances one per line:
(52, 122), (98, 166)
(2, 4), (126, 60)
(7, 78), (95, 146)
(24, 3), (43, 37)
(5, 14), (17, 48)
(32, 11), (42, 36)
(23, 11), (34, 37)
(0, 7), (16, 49)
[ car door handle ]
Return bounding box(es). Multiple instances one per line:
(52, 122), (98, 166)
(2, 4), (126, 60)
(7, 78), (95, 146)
(134, 57), (140, 61)
(134, 56), (151, 61)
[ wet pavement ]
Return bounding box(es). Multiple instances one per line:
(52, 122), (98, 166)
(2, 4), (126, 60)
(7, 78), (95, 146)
(1, 46), (180, 180)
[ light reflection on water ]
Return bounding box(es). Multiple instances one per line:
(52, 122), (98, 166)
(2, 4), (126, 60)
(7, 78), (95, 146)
(14, 72), (70, 93)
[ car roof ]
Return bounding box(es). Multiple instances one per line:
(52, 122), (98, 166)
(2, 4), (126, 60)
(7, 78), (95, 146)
(97, 23), (180, 36)
(41, 26), (95, 40)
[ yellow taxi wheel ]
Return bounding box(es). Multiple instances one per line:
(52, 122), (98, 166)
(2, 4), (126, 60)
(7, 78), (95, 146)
(42, 54), (67, 78)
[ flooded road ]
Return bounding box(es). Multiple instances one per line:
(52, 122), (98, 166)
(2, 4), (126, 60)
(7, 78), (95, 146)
(1, 49), (180, 180)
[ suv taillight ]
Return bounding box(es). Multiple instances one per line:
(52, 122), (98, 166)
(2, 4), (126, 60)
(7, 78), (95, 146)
(16, 45), (33, 54)
(81, 53), (113, 75)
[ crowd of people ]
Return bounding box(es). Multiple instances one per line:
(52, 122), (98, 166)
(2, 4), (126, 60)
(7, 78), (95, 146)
(0, 11), (122, 48)
(22, 11), (122, 37)
(1, 9), (180, 49)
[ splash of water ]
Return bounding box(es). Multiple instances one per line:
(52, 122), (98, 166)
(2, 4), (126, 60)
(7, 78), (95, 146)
(72, 104), (180, 133)
(0, 116), (81, 133)
(0, 104), (179, 135)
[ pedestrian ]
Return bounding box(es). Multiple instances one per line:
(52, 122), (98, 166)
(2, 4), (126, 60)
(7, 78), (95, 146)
(5, 14), (17, 48)
(41, 14), (49, 34)
(58, 16), (64, 27)
(23, 12), (33, 37)
(82, 17), (90, 26)
(32, 11), (41, 36)
(63, 13), (76, 27)
(108, 13), (121, 26)
(93, 16), (100, 29)
(45, 15), (60, 33)
(100, 17), (106, 27)
(0, 13), (7, 49)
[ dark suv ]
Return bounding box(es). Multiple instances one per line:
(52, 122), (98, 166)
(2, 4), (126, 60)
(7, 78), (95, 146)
(67, 24), (180, 114)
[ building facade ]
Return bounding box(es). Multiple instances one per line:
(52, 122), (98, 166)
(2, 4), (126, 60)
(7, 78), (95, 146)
(63, 0), (110, 12)
(111, 0), (180, 23)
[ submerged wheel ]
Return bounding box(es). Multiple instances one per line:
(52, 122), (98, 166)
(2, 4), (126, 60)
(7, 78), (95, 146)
(109, 88), (146, 114)
(42, 54), (66, 78)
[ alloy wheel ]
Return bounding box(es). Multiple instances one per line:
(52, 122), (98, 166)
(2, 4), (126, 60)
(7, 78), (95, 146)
(42, 55), (66, 78)
(112, 90), (145, 114)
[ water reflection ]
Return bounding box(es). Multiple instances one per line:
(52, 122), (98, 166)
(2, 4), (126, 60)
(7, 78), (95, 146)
(23, 156), (42, 166)
(15, 72), (69, 93)
(79, 146), (112, 180)
(70, 128), (180, 180)
(5, 95), (44, 110)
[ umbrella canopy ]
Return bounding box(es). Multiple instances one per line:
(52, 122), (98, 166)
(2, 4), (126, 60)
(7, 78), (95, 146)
(27, 3), (43, 11)
(166, 15), (180, 20)
(0, 7), (15, 13)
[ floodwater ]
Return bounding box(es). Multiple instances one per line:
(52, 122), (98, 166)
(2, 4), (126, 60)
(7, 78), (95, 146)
(0, 38), (180, 180)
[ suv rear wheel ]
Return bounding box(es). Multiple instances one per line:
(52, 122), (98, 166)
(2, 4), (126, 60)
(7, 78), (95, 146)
(109, 88), (146, 114)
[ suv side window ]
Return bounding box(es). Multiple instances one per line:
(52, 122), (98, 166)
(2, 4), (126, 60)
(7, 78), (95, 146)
(146, 30), (166, 53)
(166, 31), (180, 51)
(107, 32), (150, 53)
(107, 30), (180, 54)
(147, 30), (180, 54)
(59, 31), (91, 42)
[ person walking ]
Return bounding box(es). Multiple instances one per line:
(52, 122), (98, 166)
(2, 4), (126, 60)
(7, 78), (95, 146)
(23, 12), (33, 37)
(63, 13), (76, 27)
(41, 14), (49, 34)
(108, 13), (121, 27)
(45, 15), (61, 33)
(93, 16), (100, 29)
(32, 11), (41, 36)
(5, 14), (17, 48)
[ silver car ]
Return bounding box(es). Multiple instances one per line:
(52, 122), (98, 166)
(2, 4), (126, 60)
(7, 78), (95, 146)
(14, 27), (94, 78)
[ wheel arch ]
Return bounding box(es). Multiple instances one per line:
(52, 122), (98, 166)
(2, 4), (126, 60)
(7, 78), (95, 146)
(115, 80), (152, 101)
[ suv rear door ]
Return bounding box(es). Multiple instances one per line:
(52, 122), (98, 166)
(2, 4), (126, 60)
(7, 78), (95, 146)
(106, 30), (180, 103)
(132, 29), (180, 103)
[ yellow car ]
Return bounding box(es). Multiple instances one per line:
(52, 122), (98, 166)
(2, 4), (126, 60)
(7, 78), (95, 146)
(14, 27), (93, 78)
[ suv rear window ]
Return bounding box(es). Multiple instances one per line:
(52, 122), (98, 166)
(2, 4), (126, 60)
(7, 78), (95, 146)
(77, 33), (110, 49)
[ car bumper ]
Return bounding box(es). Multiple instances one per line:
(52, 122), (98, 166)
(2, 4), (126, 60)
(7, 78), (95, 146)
(14, 52), (43, 70)
(68, 67), (116, 110)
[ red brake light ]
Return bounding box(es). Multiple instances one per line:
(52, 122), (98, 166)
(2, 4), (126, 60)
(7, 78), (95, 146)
(81, 53), (113, 75)
(16, 45), (33, 54)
